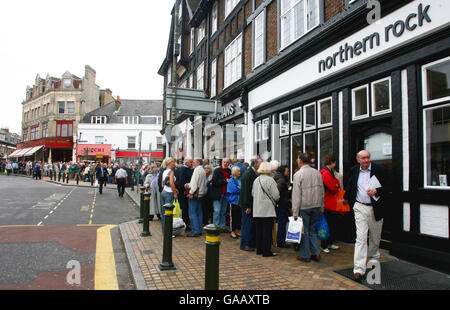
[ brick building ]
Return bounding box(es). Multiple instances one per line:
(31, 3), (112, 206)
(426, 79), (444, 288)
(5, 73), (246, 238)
(159, 0), (450, 273)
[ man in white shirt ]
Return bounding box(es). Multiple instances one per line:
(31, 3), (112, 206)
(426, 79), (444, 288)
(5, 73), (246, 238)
(186, 158), (207, 237)
(115, 164), (128, 198)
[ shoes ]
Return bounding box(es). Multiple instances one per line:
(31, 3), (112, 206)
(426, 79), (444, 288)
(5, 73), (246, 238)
(240, 246), (255, 252)
(277, 244), (290, 249)
(353, 273), (363, 282)
(222, 228), (231, 234)
(296, 256), (311, 263)
(263, 252), (277, 257)
(186, 232), (201, 237)
(330, 244), (340, 250)
(311, 254), (321, 262)
(321, 247), (330, 253)
(230, 234), (239, 239)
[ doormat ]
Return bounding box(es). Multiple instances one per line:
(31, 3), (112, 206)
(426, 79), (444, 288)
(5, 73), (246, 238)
(334, 260), (450, 290)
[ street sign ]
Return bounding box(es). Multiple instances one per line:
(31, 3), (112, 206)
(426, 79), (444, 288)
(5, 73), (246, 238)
(165, 86), (221, 114)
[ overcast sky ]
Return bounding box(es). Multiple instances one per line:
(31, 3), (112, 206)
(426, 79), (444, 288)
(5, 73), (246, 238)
(0, 0), (174, 135)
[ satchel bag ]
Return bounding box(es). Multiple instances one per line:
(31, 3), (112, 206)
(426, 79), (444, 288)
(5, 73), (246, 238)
(335, 189), (350, 213)
(259, 178), (278, 210)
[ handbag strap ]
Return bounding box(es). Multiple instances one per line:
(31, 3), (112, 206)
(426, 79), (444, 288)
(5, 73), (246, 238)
(259, 178), (277, 208)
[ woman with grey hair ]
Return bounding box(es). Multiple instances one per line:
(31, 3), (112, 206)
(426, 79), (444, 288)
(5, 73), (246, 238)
(252, 162), (280, 257)
(227, 166), (242, 239)
(144, 165), (162, 221)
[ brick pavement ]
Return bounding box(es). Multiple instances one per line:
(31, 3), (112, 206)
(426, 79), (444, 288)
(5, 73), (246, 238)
(121, 188), (396, 290)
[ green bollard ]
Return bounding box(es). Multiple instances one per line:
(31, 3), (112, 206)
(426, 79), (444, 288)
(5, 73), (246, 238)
(204, 224), (221, 290)
(141, 192), (151, 237)
(158, 203), (176, 271)
(139, 186), (145, 224)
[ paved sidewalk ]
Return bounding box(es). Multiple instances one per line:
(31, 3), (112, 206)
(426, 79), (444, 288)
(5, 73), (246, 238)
(120, 187), (399, 290)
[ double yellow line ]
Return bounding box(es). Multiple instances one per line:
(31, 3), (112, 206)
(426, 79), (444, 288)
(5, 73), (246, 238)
(95, 225), (119, 290)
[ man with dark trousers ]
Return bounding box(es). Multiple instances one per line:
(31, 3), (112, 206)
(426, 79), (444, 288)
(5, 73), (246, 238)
(95, 162), (108, 194)
(344, 150), (390, 282)
(176, 158), (193, 231)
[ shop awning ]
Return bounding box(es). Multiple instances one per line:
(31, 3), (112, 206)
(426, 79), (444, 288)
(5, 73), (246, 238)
(22, 145), (44, 157)
(7, 149), (23, 158)
(9, 147), (31, 157)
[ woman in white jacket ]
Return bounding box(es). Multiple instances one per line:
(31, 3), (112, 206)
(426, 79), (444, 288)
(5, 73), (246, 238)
(252, 162), (280, 257)
(144, 165), (161, 220)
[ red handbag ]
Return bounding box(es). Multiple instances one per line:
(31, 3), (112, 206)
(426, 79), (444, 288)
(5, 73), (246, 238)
(335, 189), (350, 213)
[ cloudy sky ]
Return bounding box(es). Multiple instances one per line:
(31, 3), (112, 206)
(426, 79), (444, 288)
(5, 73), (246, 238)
(0, 0), (174, 134)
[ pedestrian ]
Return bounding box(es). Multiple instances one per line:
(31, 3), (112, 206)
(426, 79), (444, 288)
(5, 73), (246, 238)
(89, 163), (95, 186)
(114, 164), (128, 198)
(176, 158), (193, 232)
(226, 166), (242, 239)
(160, 157), (178, 233)
(144, 165), (161, 221)
(252, 162), (280, 257)
(292, 153), (325, 263)
(344, 150), (389, 282)
(96, 162), (108, 194)
(210, 158), (232, 233)
(231, 159), (247, 178)
(186, 158), (206, 237)
(6, 162), (12, 176)
(238, 156), (262, 252)
(274, 165), (291, 249)
(202, 164), (214, 226)
(34, 162), (41, 180)
(319, 154), (342, 253)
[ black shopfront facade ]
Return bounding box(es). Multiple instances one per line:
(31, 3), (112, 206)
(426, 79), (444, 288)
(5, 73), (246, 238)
(248, 0), (449, 272)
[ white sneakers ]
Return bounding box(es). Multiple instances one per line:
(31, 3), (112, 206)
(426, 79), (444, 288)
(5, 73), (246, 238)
(321, 244), (340, 253)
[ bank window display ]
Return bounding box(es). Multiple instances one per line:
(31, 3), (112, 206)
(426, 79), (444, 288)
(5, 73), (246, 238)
(291, 107), (302, 133)
(422, 56), (450, 105)
(291, 134), (303, 176)
(371, 77), (392, 116)
(352, 85), (369, 120)
(255, 118), (271, 161)
(280, 111), (289, 136)
(318, 128), (333, 169)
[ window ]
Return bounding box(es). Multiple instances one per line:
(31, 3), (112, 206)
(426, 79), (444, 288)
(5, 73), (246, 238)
(291, 108), (302, 133)
(318, 97), (332, 127)
(371, 77), (391, 115)
(123, 116), (139, 124)
(196, 62), (205, 90)
(58, 101), (65, 114)
(224, 34), (242, 88)
(211, 2), (218, 35)
(128, 136), (136, 149)
(280, 137), (290, 166)
(189, 74), (193, 89)
(42, 123), (48, 138)
(255, 121), (262, 141)
(67, 101), (75, 114)
(280, 111), (290, 136)
(56, 121), (73, 137)
(95, 136), (104, 144)
(304, 102), (316, 131)
(63, 78), (72, 88)
(319, 128), (333, 169)
(352, 85), (369, 120)
(291, 134), (303, 174)
(198, 21), (205, 44)
(23, 129), (28, 142)
(280, 0), (320, 49)
(91, 116), (107, 124)
(167, 67), (172, 86)
(31, 126), (39, 140)
(190, 28), (195, 55)
(211, 59), (217, 98)
(304, 131), (317, 168)
(253, 11), (265, 68)
(262, 118), (270, 140)
(225, 0), (239, 19)
(422, 56), (450, 105)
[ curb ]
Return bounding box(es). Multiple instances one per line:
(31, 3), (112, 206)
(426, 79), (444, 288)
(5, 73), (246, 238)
(119, 221), (148, 290)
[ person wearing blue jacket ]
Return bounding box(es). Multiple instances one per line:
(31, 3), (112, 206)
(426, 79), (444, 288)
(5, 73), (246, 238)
(227, 166), (242, 239)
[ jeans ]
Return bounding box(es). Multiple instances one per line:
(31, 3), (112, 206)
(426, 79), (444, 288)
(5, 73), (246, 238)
(188, 197), (203, 234)
(299, 207), (321, 259)
(160, 190), (174, 233)
(213, 195), (228, 230)
(276, 206), (289, 246)
(240, 208), (256, 249)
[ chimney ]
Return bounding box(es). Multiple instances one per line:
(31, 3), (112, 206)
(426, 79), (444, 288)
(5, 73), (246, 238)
(115, 96), (121, 111)
(84, 65), (96, 82)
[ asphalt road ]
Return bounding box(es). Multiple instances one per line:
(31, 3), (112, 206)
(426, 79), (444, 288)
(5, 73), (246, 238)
(0, 174), (139, 290)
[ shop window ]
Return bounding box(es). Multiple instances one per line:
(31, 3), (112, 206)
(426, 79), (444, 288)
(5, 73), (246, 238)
(318, 128), (333, 169)
(280, 111), (289, 136)
(424, 104), (450, 188)
(291, 108), (302, 134)
(280, 137), (290, 167)
(255, 121), (262, 141)
(304, 131), (317, 168)
(303, 102), (316, 131)
(422, 56), (450, 105)
(291, 135), (303, 175)
(371, 77), (391, 116)
(318, 97), (332, 127)
(352, 85), (369, 120)
(262, 118), (270, 140)
(224, 121), (246, 162)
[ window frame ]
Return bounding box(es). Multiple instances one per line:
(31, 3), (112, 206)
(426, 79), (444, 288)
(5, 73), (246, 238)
(211, 2), (218, 35)
(255, 120), (262, 142)
(371, 77), (392, 116)
(190, 28), (195, 55)
(253, 10), (266, 69)
(58, 101), (65, 114)
(291, 107), (302, 134)
(196, 61), (205, 91)
(197, 20), (205, 45)
(66, 101), (75, 114)
(224, 33), (242, 89)
(303, 102), (317, 131)
(280, 111), (290, 136)
(422, 56), (450, 106)
(422, 103), (450, 190)
(352, 84), (370, 120)
(224, 0), (239, 19)
(318, 96), (333, 128)
(262, 118), (270, 141)
(127, 136), (136, 149)
(211, 58), (217, 98)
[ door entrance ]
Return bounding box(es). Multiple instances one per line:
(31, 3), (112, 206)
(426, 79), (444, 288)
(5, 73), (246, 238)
(352, 120), (394, 248)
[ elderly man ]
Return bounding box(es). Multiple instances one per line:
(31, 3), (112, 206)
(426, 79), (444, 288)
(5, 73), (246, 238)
(186, 158), (207, 237)
(344, 150), (389, 282)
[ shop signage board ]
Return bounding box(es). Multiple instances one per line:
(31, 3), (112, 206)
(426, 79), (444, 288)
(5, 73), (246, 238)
(165, 86), (221, 114)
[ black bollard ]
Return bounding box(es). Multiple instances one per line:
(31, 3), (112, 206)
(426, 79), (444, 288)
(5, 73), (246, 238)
(158, 203), (176, 271)
(139, 187), (145, 223)
(204, 224), (221, 290)
(141, 192), (151, 237)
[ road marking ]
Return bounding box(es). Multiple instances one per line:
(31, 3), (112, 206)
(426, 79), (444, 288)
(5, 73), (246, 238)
(95, 225), (119, 290)
(80, 206), (90, 211)
(37, 222), (42, 226)
(44, 215), (48, 219)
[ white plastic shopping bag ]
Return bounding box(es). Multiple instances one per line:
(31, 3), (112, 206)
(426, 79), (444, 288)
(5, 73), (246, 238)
(94, 180), (99, 187)
(285, 216), (303, 244)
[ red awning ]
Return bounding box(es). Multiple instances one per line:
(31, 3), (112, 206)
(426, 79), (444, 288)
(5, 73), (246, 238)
(115, 151), (163, 158)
